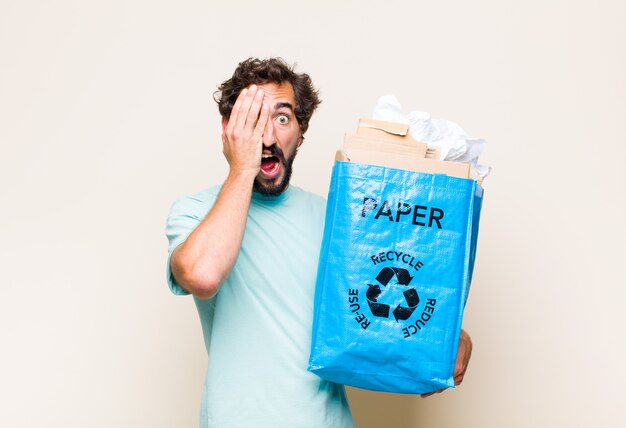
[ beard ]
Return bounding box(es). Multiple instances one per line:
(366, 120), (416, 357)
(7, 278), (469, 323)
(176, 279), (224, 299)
(253, 144), (298, 197)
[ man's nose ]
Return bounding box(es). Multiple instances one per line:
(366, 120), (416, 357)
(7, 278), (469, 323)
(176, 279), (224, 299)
(262, 119), (274, 147)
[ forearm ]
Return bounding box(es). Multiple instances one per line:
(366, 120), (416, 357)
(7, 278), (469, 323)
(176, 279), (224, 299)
(171, 169), (256, 298)
(172, 85), (268, 298)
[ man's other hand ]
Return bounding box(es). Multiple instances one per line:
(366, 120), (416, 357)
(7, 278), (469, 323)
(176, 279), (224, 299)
(420, 329), (473, 398)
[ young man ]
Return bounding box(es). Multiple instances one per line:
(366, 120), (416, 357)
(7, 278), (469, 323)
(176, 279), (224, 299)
(165, 58), (471, 427)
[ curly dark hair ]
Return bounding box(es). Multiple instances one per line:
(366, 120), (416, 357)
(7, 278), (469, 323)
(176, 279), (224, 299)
(214, 57), (321, 136)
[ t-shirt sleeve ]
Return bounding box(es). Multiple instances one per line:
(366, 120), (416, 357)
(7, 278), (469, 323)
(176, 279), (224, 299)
(164, 192), (214, 295)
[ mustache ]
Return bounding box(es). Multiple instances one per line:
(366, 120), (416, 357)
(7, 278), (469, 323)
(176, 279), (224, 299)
(265, 144), (285, 162)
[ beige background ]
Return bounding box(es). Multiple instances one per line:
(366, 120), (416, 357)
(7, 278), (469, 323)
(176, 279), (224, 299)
(1, 0), (625, 427)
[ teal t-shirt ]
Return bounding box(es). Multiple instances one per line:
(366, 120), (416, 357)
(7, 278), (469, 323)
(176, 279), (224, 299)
(165, 185), (354, 428)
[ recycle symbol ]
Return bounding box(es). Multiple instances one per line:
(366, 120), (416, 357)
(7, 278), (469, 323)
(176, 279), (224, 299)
(366, 267), (420, 322)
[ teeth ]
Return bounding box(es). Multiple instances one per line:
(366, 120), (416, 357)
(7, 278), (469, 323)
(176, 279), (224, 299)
(262, 154), (272, 159)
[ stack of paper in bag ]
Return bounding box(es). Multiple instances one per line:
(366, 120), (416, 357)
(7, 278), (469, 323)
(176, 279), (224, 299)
(337, 118), (483, 183)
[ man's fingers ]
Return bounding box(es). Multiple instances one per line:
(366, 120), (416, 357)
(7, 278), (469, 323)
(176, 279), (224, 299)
(235, 85), (259, 131)
(454, 369), (466, 385)
(245, 88), (265, 131)
(226, 87), (248, 134)
(421, 332), (472, 398)
(226, 85), (265, 140)
(453, 329), (472, 385)
(252, 103), (270, 142)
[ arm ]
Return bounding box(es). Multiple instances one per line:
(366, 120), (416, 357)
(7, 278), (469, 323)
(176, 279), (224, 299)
(421, 329), (473, 398)
(170, 85), (269, 299)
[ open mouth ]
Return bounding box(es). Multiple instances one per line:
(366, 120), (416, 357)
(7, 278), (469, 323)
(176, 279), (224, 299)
(260, 153), (281, 178)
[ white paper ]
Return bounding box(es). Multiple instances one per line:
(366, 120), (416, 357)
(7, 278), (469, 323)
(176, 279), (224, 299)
(372, 95), (491, 178)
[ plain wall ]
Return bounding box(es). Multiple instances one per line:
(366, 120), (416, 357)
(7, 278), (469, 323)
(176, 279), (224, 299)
(1, 1), (625, 427)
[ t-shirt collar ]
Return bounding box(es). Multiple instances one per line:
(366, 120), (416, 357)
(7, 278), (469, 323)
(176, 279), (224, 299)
(251, 186), (293, 205)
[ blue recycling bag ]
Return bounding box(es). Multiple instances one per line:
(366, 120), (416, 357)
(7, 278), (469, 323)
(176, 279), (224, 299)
(308, 161), (483, 394)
